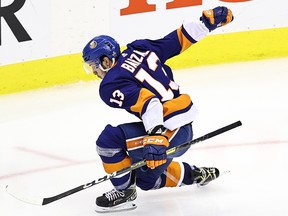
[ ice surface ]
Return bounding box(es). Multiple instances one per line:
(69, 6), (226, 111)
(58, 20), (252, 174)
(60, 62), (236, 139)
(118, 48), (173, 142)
(1, 57), (288, 216)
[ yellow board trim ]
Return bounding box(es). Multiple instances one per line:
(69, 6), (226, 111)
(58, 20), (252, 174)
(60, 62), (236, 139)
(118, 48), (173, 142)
(0, 53), (97, 95)
(1, 27), (288, 95)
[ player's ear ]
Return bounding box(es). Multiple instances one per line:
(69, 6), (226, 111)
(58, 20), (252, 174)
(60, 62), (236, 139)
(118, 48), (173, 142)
(102, 56), (112, 68)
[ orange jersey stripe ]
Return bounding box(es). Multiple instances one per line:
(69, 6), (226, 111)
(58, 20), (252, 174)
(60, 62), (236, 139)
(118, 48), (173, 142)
(163, 94), (192, 118)
(177, 27), (193, 53)
(130, 88), (155, 115)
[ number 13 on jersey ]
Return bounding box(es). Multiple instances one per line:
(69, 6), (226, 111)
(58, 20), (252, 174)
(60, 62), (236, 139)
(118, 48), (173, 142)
(110, 90), (124, 107)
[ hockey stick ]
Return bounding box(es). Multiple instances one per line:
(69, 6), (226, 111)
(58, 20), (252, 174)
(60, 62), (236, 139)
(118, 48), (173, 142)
(6, 120), (242, 205)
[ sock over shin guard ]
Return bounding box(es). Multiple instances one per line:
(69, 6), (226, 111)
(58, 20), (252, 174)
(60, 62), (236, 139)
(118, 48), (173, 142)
(163, 162), (193, 187)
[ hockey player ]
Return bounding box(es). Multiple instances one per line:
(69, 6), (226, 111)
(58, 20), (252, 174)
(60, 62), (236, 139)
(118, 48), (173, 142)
(82, 6), (233, 213)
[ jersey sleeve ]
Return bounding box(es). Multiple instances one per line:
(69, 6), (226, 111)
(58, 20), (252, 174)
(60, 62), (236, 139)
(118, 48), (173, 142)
(127, 21), (209, 63)
(100, 80), (141, 111)
(100, 79), (164, 132)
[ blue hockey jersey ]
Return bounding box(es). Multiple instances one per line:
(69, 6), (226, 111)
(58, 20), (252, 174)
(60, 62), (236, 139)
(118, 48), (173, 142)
(99, 21), (209, 131)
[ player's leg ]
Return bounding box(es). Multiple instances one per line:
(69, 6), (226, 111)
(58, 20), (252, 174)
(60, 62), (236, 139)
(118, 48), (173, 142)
(164, 124), (220, 187)
(132, 124), (220, 190)
(95, 124), (137, 213)
(94, 122), (220, 212)
(95, 121), (161, 212)
(131, 123), (194, 190)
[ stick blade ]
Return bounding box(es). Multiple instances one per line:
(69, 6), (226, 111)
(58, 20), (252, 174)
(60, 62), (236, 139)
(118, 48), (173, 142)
(6, 185), (44, 206)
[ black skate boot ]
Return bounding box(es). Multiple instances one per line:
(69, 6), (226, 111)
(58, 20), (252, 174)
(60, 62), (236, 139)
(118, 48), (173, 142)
(191, 166), (220, 186)
(95, 184), (137, 213)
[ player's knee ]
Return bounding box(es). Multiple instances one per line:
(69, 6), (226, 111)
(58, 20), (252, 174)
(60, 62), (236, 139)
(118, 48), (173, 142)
(136, 179), (153, 191)
(96, 124), (126, 149)
(136, 177), (161, 191)
(96, 124), (130, 175)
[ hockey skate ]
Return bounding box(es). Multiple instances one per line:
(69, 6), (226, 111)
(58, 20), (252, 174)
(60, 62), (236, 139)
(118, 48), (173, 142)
(95, 184), (137, 213)
(191, 166), (220, 186)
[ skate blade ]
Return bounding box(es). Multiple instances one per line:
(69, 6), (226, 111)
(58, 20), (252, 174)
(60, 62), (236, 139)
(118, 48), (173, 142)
(219, 170), (231, 177)
(95, 202), (137, 213)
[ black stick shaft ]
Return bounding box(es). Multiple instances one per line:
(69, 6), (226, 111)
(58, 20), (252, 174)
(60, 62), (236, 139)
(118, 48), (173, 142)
(42, 120), (242, 205)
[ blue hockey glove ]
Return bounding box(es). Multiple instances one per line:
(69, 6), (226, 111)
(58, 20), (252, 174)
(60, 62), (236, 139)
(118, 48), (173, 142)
(143, 135), (169, 169)
(200, 6), (234, 31)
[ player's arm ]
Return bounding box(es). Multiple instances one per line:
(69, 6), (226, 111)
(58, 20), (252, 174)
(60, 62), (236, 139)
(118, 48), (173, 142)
(128, 6), (233, 63)
(177, 6), (234, 54)
(101, 83), (168, 169)
(128, 88), (168, 169)
(128, 88), (169, 169)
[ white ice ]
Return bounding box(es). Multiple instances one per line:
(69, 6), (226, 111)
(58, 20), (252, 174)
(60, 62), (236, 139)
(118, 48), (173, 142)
(1, 57), (288, 216)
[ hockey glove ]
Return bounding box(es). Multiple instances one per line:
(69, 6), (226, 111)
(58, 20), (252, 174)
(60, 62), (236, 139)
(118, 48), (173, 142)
(143, 135), (169, 169)
(200, 6), (234, 31)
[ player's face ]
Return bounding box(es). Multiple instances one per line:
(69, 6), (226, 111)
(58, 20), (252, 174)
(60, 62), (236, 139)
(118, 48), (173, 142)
(83, 61), (106, 79)
(92, 65), (107, 79)
(83, 57), (112, 79)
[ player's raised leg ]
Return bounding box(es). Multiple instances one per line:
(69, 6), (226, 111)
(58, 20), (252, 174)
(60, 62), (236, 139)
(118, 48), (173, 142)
(191, 166), (220, 186)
